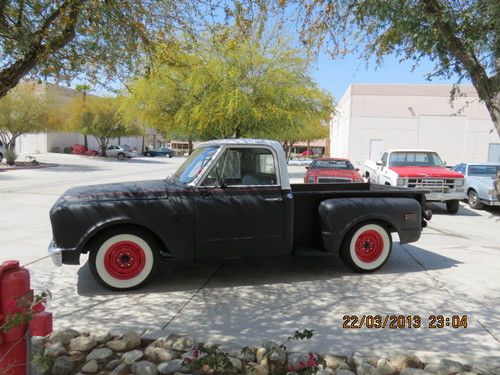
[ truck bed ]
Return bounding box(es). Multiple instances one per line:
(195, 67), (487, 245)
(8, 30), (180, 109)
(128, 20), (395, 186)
(291, 182), (427, 249)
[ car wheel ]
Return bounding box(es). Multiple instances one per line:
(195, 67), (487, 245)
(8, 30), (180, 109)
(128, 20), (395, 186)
(166, 153), (172, 158)
(445, 199), (460, 214)
(340, 222), (392, 273)
(117, 153), (125, 160)
(89, 227), (159, 290)
(467, 190), (484, 210)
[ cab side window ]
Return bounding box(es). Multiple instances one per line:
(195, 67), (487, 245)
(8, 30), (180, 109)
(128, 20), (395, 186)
(380, 152), (388, 166)
(453, 163), (466, 174)
(202, 147), (277, 186)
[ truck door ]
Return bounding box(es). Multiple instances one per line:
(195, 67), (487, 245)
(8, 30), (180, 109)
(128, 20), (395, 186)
(194, 146), (287, 260)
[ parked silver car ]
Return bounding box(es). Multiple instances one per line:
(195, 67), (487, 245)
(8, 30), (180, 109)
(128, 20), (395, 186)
(452, 163), (500, 209)
(106, 145), (138, 160)
(0, 139), (5, 163)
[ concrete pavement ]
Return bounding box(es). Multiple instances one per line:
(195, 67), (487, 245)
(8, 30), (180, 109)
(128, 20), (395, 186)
(0, 153), (499, 364)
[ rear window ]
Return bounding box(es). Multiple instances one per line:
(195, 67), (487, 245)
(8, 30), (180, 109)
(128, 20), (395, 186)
(310, 159), (354, 170)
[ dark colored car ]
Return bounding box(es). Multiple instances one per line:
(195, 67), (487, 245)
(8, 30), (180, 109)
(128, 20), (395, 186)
(144, 147), (175, 158)
(48, 139), (430, 290)
(305, 158), (364, 184)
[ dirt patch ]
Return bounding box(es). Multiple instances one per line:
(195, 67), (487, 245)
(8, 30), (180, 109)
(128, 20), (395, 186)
(0, 162), (58, 171)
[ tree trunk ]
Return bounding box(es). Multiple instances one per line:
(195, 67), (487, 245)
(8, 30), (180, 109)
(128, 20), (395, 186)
(188, 138), (193, 155)
(482, 92), (500, 137)
(83, 134), (88, 149)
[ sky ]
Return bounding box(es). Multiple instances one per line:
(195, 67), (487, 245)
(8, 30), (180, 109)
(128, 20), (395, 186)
(310, 51), (466, 101)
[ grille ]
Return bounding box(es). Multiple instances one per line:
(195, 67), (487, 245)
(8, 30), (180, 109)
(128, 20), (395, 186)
(317, 177), (353, 184)
(407, 178), (455, 192)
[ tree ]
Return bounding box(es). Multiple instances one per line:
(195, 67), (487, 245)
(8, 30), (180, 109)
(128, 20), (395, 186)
(0, 0), (205, 99)
(66, 96), (139, 156)
(274, 119), (329, 158)
(0, 82), (59, 164)
(278, 0), (500, 136)
(121, 28), (333, 145)
(75, 84), (91, 148)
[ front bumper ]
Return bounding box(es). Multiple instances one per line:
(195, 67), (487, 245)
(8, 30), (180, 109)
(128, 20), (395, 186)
(481, 199), (500, 206)
(425, 190), (464, 202)
(48, 240), (62, 266)
(48, 240), (80, 266)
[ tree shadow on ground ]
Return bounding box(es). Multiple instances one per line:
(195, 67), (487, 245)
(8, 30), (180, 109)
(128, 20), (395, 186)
(426, 202), (481, 217)
(76, 244), (460, 297)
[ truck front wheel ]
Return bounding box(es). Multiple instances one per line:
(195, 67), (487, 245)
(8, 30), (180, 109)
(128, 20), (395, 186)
(340, 222), (392, 273)
(445, 200), (460, 214)
(89, 227), (159, 290)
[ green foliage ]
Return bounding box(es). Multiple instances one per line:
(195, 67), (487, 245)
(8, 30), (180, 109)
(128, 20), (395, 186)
(122, 27), (333, 142)
(279, 0), (499, 135)
(0, 0), (206, 98)
(32, 353), (54, 373)
(65, 96), (139, 156)
(5, 148), (16, 165)
(0, 82), (60, 153)
(183, 345), (237, 374)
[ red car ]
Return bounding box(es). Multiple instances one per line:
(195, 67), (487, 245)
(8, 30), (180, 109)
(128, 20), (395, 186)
(304, 158), (364, 184)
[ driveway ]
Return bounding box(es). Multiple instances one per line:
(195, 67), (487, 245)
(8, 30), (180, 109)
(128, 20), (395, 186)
(0, 154), (499, 364)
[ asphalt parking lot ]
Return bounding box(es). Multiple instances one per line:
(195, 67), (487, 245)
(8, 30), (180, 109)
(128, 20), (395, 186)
(0, 153), (499, 364)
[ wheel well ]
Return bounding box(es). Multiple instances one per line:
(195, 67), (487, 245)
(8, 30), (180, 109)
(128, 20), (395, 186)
(81, 223), (170, 258)
(343, 219), (395, 245)
(467, 187), (476, 195)
(385, 182), (391, 185)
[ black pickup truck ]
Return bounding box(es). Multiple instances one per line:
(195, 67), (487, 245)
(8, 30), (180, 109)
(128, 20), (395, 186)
(48, 139), (431, 290)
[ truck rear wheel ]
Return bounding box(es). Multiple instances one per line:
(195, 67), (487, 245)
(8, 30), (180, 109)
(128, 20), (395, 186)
(89, 227), (159, 290)
(445, 200), (460, 214)
(340, 222), (392, 273)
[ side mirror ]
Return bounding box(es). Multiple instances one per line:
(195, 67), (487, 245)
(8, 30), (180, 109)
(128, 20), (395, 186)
(355, 167), (360, 172)
(305, 166), (309, 169)
(376, 160), (383, 166)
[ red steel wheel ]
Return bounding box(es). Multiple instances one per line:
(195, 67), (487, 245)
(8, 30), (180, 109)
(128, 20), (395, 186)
(340, 222), (392, 272)
(90, 229), (158, 290)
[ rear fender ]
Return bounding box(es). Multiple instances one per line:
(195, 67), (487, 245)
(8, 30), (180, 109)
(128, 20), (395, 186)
(318, 197), (422, 253)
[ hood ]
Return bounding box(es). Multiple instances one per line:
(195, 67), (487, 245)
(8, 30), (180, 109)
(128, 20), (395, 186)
(55, 179), (188, 204)
(307, 168), (361, 179)
(389, 166), (464, 179)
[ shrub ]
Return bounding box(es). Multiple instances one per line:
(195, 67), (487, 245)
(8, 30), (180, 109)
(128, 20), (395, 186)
(72, 144), (87, 154)
(5, 149), (16, 165)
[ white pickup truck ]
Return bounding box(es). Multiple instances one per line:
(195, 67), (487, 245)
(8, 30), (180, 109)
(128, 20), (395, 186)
(361, 149), (465, 213)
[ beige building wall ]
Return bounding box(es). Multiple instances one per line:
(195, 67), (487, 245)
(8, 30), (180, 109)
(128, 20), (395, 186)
(330, 84), (500, 165)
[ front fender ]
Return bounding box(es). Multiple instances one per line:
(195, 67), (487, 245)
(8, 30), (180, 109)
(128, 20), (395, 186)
(318, 197), (423, 254)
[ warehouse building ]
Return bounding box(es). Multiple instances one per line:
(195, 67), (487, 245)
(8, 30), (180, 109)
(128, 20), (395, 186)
(330, 84), (500, 166)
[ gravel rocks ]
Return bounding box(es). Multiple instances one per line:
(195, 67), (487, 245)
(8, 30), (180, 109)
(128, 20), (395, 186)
(69, 336), (97, 352)
(157, 359), (183, 374)
(38, 329), (499, 375)
(85, 348), (113, 363)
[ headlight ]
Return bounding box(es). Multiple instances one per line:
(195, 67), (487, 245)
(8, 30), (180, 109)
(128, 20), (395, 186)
(488, 188), (495, 196)
(397, 178), (407, 187)
(455, 179), (464, 187)
(308, 176), (315, 183)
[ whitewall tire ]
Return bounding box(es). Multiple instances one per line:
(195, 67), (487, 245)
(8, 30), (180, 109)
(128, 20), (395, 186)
(340, 223), (392, 272)
(89, 229), (158, 290)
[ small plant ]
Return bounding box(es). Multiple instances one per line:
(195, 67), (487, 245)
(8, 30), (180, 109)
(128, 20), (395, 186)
(0, 291), (51, 332)
(182, 345), (238, 374)
(288, 353), (327, 374)
(32, 353), (54, 373)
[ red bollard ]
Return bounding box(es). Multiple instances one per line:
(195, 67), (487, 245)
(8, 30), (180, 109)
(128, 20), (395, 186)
(0, 260), (53, 375)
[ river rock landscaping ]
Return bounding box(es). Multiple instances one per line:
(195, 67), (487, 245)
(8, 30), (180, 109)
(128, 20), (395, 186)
(31, 329), (500, 375)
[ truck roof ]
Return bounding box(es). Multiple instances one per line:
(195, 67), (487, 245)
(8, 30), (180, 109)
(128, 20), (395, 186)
(199, 138), (283, 149)
(387, 149), (438, 153)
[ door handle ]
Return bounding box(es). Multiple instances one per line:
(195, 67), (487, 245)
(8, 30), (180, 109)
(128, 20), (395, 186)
(264, 197), (283, 202)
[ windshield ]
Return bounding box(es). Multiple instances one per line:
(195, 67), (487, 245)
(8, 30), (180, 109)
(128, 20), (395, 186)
(389, 152), (444, 167)
(468, 165), (500, 177)
(173, 146), (219, 184)
(310, 159), (354, 170)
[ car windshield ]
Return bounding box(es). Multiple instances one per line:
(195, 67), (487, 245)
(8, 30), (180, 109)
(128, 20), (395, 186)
(311, 159), (354, 170)
(173, 146), (219, 184)
(389, 152), (444, 167)
(468, 165), (500, 177)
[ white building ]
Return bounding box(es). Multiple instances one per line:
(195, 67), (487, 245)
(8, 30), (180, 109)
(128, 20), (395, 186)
(330, 83), (500, 166)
